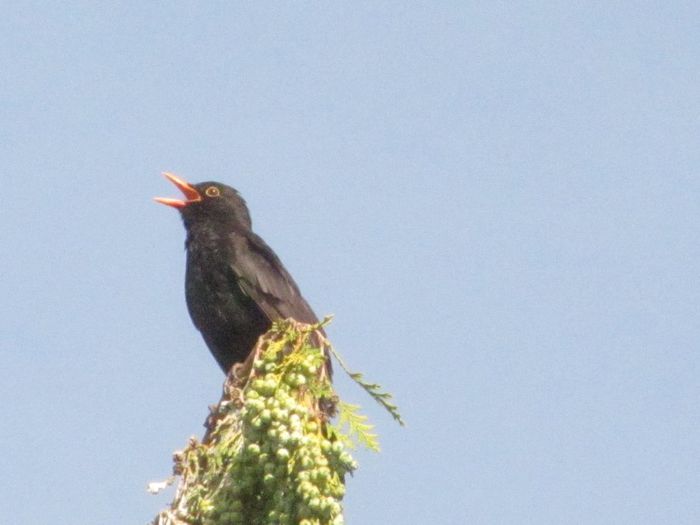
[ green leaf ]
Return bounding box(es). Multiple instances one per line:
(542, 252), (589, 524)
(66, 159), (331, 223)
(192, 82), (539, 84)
(328, 346), (405, 426)
(336, 401), (380, 452)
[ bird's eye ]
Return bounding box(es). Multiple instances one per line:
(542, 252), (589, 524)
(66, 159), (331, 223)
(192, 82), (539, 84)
(205, 186), (220, 197)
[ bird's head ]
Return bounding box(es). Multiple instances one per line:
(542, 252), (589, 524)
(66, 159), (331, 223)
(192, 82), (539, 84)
(154, 172), (252, 231)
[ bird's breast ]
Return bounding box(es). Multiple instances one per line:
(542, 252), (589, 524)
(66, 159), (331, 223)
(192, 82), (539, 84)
(184, 240), (268, 332)
(183, 235), (270, 371)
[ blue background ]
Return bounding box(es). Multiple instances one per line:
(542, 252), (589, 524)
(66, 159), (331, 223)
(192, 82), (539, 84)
(2, 3), (699, 524)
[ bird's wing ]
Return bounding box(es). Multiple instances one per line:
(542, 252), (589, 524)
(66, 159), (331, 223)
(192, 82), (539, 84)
(228, 231), (319, 324)
(230, 231), (333, 380)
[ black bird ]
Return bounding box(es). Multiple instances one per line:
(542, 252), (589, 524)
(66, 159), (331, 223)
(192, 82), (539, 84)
(155, 172), (324, 374)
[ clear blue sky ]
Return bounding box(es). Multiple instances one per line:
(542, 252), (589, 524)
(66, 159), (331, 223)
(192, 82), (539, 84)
(2, 3), (699, 524)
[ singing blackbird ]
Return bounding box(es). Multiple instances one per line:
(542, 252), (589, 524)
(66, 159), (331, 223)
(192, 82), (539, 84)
(155, 172), (324, 374)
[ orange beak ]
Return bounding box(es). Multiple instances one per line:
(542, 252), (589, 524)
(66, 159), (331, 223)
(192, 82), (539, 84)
(154, 172), (202, 209)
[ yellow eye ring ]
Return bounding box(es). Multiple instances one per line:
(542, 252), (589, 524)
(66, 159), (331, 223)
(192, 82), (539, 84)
(205, 186), (220, 197)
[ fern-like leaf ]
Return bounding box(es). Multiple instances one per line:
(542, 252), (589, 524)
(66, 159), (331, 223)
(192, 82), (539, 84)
(328, 345), (405, 426)
(336, 401), (380, 452)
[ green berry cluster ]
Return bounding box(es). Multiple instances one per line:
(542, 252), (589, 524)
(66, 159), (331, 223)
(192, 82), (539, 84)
(153, 320), (401, 525)
(203, 332), (356, 525)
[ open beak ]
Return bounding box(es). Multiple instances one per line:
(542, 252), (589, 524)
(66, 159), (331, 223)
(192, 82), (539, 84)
(154, 172), (202, 209)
